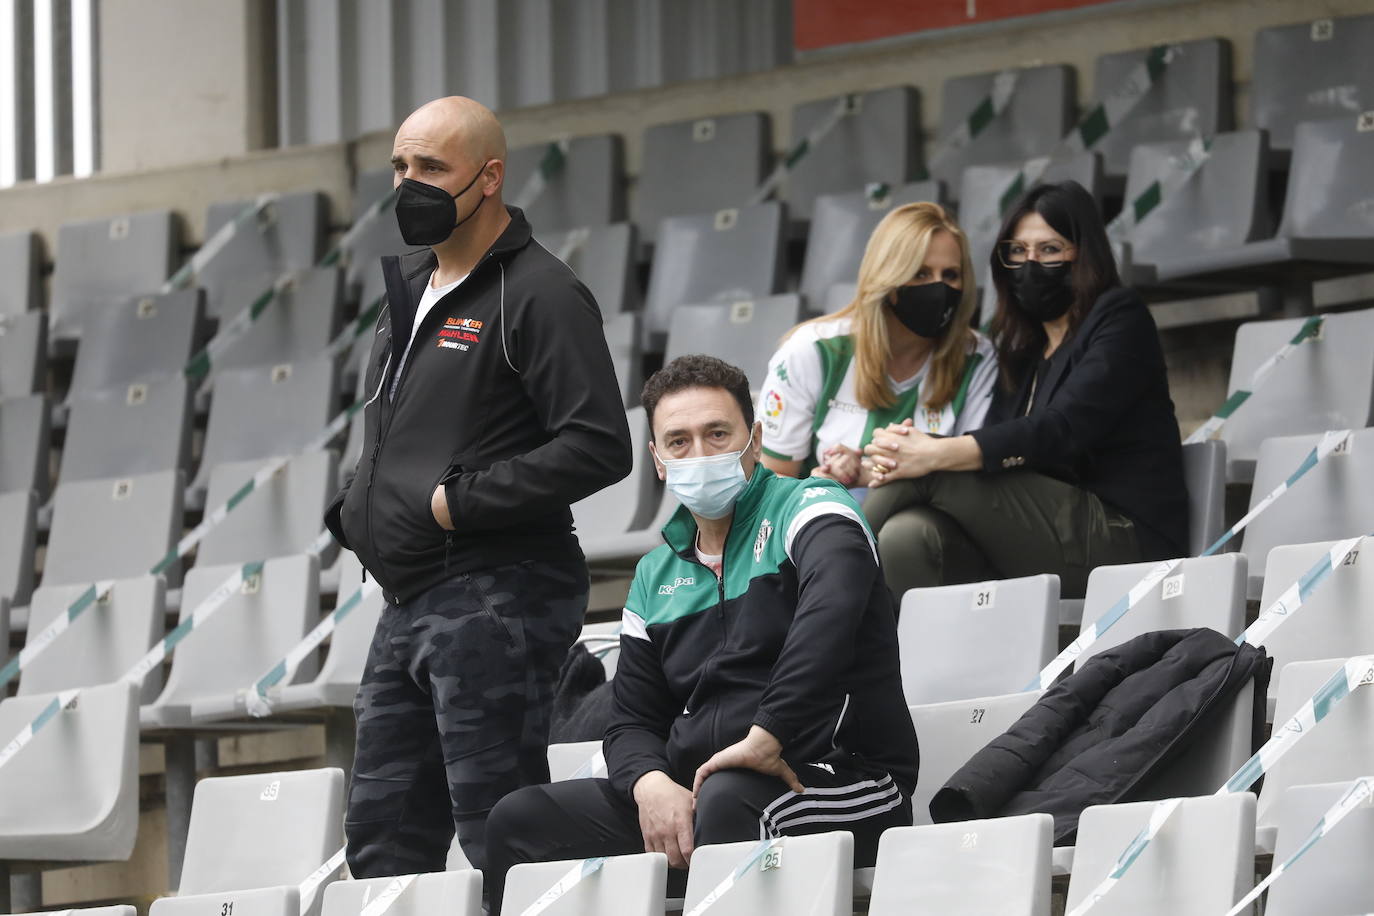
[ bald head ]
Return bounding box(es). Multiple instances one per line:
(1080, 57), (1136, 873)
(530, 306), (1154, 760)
(395, 96), (506, 166)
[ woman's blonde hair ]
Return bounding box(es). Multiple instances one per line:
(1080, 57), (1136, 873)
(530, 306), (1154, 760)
(792, 201), (978, 411)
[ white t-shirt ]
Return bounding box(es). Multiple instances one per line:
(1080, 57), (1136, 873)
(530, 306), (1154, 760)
(757, 317), (998, 468)
(412, 271), (468, 346)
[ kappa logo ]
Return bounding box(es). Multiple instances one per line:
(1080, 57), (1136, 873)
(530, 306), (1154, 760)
(801, 487), (829, 501)
(658, 576), (695, 596)
(754, 518), (773, 562)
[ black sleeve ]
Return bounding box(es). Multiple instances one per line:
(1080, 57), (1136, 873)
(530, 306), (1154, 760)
(323, 481), (351, 550)
(753, 514), (877, 747)
(604, 626), (681, 799)
(970, 289), (1157, 473)
(444, 269), (634, 527)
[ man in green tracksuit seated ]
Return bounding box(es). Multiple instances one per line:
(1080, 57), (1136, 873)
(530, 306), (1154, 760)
(485, 355), (919, 909)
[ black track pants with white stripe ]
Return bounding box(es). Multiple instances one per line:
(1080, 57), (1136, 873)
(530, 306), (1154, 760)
(485, 764), (911, 911)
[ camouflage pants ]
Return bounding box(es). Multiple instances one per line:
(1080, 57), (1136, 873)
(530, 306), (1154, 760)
(345, 558), (588, 877)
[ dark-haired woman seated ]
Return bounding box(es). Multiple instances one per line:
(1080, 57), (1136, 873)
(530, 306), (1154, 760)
(860, 180), (1188, 600)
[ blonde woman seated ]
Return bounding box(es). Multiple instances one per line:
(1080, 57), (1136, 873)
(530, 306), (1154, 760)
(757, 202), (998, 498)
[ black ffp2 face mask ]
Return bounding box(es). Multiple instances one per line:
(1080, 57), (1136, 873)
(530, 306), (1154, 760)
(394, 163), (487, 247)
(1011, 260), (1075, 323)
(888, 281), (962, 339)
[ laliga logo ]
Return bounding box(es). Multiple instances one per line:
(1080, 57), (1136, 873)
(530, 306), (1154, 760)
(658, 577), (695, 596)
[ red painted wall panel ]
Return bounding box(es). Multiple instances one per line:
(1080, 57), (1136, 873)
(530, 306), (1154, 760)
(794, 0), (1120, 51)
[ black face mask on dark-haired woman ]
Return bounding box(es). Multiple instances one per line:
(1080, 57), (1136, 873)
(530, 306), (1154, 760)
(1011, 261), (1074, 323)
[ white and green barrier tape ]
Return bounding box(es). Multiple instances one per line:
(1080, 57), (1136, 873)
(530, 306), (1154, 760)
(160, 194), (279, 294)
(518, 855), (609, 916)
(320, 187), (400, 269)
(358, 873), (417, 916)
(1237, 535), (1364, 650)
(1224, 775), (1374, 916)
(919, 69), (1021, 178)
(1104, 134), (1212, 242)
(298, 844), (349, 915)
(684, 836), (786, 916)
(1185, 315), (1325, 445)
(513, 138), (571, 212)
(748, 95), (854, 207)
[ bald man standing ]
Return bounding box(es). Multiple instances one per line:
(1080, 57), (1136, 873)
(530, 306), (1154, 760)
(325, 97), (632, 878)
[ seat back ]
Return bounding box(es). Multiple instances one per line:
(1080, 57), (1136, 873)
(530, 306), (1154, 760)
(20, 575), (165, 702)
(0, 393), (49, 499)
(1182, 440), (1226, 554)
(1090, 38), (1233, 177)
(636, 113), (769, 243)
(573, 408), (658, 543)
(321, 871), (483, 916)
(347, 167), (417, 307)
(538, 222), (639, 318)
(507, 134), (626, 234)
(196, 450), (338, 568)
(663, 294), (802, 389)
(602, 312), (643, 408)
(798, 182), (946, 310)
(1276, 115), (1374, 239)
(1265, 779), (1374, 914)
(1241, 427), (1374, 599)
(60, 378), (192, 483)
(908, 692), (1040, 826)
(0, 310), (46, 399)
(502, 852), (666, 916)
(683, 833), (852, 916)
(44, 470), (183, 588)
(786, 87), (921, 221)
(305, 550), (385, 704)
(933, 64), (1075, 195)
(0, 489), (36, 605)
(177, 767), (345, 895)
(0, 681), (140, 861)
(547, 740), (604, 783)
(643, 202), (784, 350)
(198, 191), (326, 320)
(1252, 13), (1374, 153)
(899, 574), (1058, 704)
(1221, 308), (1374, 481)
(215, 267), (344, 371)
(1067, 793), (1256, 914)
(51, 210), (178, 340)
(1123, 129), (1272, 267)
(0, 230), (41, 316)
(151, 887), (298, 916)
(868, 814), (1053, 915)
(68, 289), (203, 396)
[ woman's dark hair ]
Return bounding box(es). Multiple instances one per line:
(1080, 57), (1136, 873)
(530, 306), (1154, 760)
(987, 180), (1121, 390)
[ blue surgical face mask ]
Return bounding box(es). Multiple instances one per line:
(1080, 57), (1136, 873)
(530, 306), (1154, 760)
(655, 430), (755, 521)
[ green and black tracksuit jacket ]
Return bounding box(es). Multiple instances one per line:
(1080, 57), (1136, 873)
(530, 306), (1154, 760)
(604, 467), (919, 800)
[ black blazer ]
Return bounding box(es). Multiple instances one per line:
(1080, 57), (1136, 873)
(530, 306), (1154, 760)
(970, 286), (1188, 559)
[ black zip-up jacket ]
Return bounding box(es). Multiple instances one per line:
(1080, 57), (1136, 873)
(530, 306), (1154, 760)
(325, 207), (633, 604)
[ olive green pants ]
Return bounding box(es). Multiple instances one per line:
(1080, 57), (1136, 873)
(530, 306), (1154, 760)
(860, 470), (1141, 602)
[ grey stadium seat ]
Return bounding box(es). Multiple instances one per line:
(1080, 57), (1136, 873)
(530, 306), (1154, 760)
(59, 378), (192, 483)
(642, 202), (785, 350)
(636, 113), (770, 244)
(908, 692), (1040, 826)
(191, 355), (338, 495)
(1258, 659), (1374, 852)
(1240, 427), (1374, 600)
(932, 64), (1075, 198)
(1252, 13), (1374, 156)
(5, 908), (136, 915)
(572, 408), (660, 551)
(50, 209), (178, 341)
(0, 490), (36, 606)
(1182, 440), (1226, 555)
(1219, 308), (1374, 483)
(868, 814), (1053, 916)
(502, 852), (665, 916)
(43, 470), (183, 589)
(267, 550), (384, 714)
(347, 167), (418, 308)
(602, 312), (643, 408)
(0, 393), (49, 502)
(338, 369), (368, 486)
(214, 267), (343, 372)
(799, 181), (946, 310)
(198, 191), (327, 321)
(1066, 793), (1256, 914)
(67, 289), (204, 396)
(0, 230), (42, 315)
(685, 833), (853, 916)
(898, 574), (1058, 705)
(1258, 539), (1374, 718)
(548, 740), (605, 783)
(19, 575), (166, 704)
(1265, 780), (1374, 914)
(507, 133), (626, 233)
(786, 86), (922, 222)
(151, 887), (299, 916)
(1141, 115), (1374, 287)
(1122, 130), (1273, 287)
(537, 222), (639, 318)
(0, 310), (47, 399)
(0, 680), (141, 861)
(1090, 38), (1234, 179)
(321, 871), (483, 916)
(194, 450), (338, 569)
(142, 553), (319, 729)
(821, 282), (857, 315)
(168, 768), (345, 916)
(663, 294), (803, 389)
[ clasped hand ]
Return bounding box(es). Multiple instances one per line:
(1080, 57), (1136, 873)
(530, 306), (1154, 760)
(864, 419), (940, 486)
